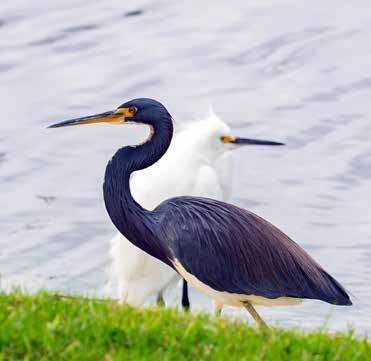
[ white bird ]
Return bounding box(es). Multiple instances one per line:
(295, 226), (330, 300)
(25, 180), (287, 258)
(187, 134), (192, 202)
(108, 109), (284, 308)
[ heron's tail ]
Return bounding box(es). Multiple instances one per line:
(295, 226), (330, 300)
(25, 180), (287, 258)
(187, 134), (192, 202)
(318, 270), (352, 306)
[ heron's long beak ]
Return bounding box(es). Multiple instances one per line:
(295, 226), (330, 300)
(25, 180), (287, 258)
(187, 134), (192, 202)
(47, 108), (133, 128)
(221, 135), (284, 146)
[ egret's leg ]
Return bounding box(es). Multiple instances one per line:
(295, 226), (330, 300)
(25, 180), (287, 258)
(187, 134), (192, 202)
(156, 291), (165, 307)
(242, 301), (269, 329)
(181, 280), (190, 311)
(213, 300), (223, 317)
(117, 283), (128, 305)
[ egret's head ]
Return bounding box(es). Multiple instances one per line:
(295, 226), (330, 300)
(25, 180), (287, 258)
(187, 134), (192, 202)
(48, 98), (171, 129)
(180, 109), (284, 158)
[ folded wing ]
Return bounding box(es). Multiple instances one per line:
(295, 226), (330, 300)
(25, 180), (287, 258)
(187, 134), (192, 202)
(155, 196), (351, 305)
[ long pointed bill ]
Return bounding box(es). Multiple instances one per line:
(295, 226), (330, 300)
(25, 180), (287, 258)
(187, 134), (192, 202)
(47, 107), (134, 128)
(232, 137), (284, 146)
(221, 135), (284, 146)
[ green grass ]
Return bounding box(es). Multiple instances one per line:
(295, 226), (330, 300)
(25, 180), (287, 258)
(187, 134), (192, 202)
(0, 292), (369, 360)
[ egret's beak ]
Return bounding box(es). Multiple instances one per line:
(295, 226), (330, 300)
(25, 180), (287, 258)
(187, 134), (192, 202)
(221, 135), (284, 146)
(47, 107), (134, 128)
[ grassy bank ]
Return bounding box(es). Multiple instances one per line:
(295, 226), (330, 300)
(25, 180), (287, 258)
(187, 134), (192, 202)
(0, 292), (368, 360)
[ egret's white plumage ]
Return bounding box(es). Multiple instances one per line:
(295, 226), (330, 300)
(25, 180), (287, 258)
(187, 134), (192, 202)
(108, 110), (235, 306)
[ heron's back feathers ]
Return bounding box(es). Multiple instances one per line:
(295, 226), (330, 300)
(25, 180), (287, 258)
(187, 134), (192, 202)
(155, 196), (351, 306)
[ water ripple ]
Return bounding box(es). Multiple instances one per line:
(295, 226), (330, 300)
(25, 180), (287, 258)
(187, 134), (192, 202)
(1, 0), (371, 334)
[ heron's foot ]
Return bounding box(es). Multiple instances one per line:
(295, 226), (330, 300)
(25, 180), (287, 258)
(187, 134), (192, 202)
(213, 300), (223, 317)
(156, 292), (165, 307)
(242, 301), (269, 330)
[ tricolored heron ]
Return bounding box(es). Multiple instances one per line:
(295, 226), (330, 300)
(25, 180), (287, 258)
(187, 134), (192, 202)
(108, 111), (284, 309)
(49, 98), (351, 327)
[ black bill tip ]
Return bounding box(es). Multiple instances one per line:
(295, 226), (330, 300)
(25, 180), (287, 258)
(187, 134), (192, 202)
(232, 137), (285, 146)
(47, 110), (116, 129)
(47, 119), (78, 129)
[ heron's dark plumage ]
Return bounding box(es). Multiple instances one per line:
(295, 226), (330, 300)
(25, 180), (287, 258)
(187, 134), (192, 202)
(101, 98), (351, 308)
(155, 196), (351, 305)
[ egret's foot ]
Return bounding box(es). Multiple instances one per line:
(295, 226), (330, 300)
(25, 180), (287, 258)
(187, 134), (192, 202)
(156, 292), (165, 307)
(181, 280), (190, 311)
(118, 298), (126, 306)
(242, 301), (269, 329)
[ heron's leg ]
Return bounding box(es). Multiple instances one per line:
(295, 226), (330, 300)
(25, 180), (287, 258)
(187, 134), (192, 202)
(242, 301), (269, 329)
(213, 300), (223, 317)
(181, 280), (190, 311)
(156, 291), (165, 307)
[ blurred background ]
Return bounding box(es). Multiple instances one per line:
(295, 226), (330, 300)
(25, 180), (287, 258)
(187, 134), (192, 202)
(0, 0), (370, 334)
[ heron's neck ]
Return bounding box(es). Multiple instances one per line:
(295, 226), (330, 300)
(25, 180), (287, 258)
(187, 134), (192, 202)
(103, 117), (173, 261)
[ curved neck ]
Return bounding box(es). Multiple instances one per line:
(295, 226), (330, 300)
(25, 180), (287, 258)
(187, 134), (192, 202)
(119, 120), (173, 174)
(103, 115), (173, 262)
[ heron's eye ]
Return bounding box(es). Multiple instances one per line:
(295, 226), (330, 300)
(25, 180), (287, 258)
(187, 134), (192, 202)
(128, 106), (137, 115)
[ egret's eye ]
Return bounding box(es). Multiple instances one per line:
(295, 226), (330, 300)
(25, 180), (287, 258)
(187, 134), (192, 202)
(129, 106), (137, 115)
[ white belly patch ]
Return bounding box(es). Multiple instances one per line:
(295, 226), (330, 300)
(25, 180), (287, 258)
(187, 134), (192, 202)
(172, 259), (302, 307)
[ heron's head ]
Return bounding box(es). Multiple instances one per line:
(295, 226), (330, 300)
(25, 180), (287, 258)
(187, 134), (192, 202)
(48, 98), (171, 129)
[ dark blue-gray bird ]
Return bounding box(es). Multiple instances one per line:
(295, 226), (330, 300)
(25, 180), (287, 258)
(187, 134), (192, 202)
(49, 98), (352, 327)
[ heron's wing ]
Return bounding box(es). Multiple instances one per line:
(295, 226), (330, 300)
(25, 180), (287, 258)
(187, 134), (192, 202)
(155, 196), (350, 305)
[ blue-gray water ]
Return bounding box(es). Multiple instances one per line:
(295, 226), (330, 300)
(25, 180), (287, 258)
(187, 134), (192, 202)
(1, 0), (370, 334)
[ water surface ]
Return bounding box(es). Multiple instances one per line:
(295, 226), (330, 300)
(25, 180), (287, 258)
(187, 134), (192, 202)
(0, 0), (370, 334)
